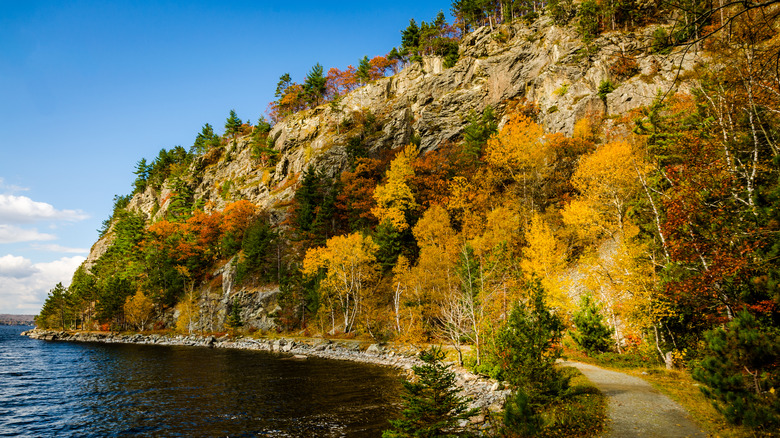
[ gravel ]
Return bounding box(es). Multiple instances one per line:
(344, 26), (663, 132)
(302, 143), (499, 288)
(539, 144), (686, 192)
(561, 361), (708, 438)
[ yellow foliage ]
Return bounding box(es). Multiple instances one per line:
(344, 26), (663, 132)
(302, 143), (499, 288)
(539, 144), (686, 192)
(470, 206), (519, 257)
(571, 141), (647, 233)
(302, 232), (379, 333)
(561, 198), (602, 243)
(520, 213), (570, 311)
(485, 114), (547, 178)
(372, 144), (419, 231)
(447, 176), (486, 239)
(124, 290), (154, 331)
(175, 294), (199, 335)
(413, 204), (458, 254)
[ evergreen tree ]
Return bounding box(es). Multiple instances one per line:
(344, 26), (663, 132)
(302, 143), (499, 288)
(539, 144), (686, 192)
(132, 158), (150, 194)
(400, 19), (421, 62)
(571, 293), (612, 354)
(304, 63), (327, 106)
(383, 346), (477, 437)
(496, 280), (569, 404)
(462, 106), (497, 161)
(356, 55), (372, 84)
(693, 311), (780, 429)
(275, 73), (292, 98)
(224, 109), (243, 142)
(226, 298), (243, 330)
(191, 123), (221, 155)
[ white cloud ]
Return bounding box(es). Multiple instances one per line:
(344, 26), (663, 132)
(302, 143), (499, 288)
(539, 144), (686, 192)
(0, 254), (38, 278)
(0, 224), (56, 243)
(0, 178), (29, 193)
(0, 255), (85, 314)
(31, 243), (90, 254)
(0, 194), (88, 223)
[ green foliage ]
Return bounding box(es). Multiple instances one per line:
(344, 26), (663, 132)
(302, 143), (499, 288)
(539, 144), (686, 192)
(133, 158), (150, 194)
(356, 56), (371, 84)
(304, 63), (327, 105)
(145, 146), (192, 189)
(235, 215), (279, 284)
(226, 298), (243, 329)
(693, 311), (780, 430)
(577, 0), (601, 43)
(571, 294), (612, 354)
(191, 123), (221, 155)
(495, 280), (569, 405)
(292, 168), (338, 247)
(650, 27), (671, 54)
(503, 388), (542, 436)
(374, 220), (413, 272)
(98, 194), (132, 238)
(224, 109), (242, 140)
(275, 73), (292, 98)
(37, 283), (74, 330)
(383, 346), (477, 437)
(400, 19), (420, 60)
(462, 105), (498, 161)
(548, 0), (575, 25)
(597, 79), (615, 104)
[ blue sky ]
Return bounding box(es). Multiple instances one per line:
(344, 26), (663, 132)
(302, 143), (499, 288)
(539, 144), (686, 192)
(0, 0), (452, 314)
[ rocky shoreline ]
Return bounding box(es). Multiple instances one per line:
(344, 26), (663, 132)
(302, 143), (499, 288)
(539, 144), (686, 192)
(22, 329), (508, 433)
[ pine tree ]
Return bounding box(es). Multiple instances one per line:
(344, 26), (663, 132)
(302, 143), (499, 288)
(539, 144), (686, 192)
(693, 311), (780, 430)
(356, 56), (371, 84)
(132, 158), (150, 194)
(226, 298), (243, 330)
(191, 123), (221, 155)
(224, 110), (243, 142)
(304, 63), (327, 106)
(496, 280), (569, 404)
(275, 73), (292, 98)
(383, 346), (477, 437)
(571, 293), (612, 354)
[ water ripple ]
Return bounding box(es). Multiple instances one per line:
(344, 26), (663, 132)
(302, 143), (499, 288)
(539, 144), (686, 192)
(0, 326), (400, 437)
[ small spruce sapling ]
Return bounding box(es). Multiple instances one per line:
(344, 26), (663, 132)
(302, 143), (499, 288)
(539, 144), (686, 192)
(571, 293), (612, 354)
(383, 346), (477, 437)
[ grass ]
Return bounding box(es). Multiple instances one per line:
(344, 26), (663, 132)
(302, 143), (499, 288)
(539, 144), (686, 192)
(628, 368), (771, 438)
(537, 367), (609, 437)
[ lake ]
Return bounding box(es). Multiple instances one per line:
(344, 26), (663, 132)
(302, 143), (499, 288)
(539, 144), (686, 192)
(0, 325), (401, 437)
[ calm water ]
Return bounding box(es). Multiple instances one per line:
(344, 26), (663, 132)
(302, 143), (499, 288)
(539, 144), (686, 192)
(0, 325), (401, 437)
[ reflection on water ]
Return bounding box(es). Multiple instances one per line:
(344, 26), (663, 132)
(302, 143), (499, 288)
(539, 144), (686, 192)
(0, 325), (400, 437)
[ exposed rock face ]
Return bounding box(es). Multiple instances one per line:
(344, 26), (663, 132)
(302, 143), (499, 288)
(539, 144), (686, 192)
(82, 17), (700, 331)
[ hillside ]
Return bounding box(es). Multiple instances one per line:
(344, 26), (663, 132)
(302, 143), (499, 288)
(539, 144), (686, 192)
(76, 16), (694, 330)
(36, 3), (780, 435)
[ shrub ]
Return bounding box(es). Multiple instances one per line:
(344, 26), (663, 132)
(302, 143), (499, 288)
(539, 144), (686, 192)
(597, 80), (616, 104)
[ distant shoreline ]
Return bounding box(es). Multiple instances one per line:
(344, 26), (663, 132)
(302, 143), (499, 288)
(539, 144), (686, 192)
(0, 314), (35, 326)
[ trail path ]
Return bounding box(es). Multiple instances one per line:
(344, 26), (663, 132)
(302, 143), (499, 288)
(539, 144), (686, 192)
(561, 361), (708, 438)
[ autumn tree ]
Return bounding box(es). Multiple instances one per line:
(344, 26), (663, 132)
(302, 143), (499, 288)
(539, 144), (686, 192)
(302, 232), (379, 334)
(124, 290), (154, 331)
(484, 113), (551, 216)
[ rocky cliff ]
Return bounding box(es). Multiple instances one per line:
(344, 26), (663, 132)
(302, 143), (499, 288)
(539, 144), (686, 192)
(83, 16), (699, 330)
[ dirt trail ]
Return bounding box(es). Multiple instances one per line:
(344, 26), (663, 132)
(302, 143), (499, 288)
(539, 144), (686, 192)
(561, 361), (708, 438)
